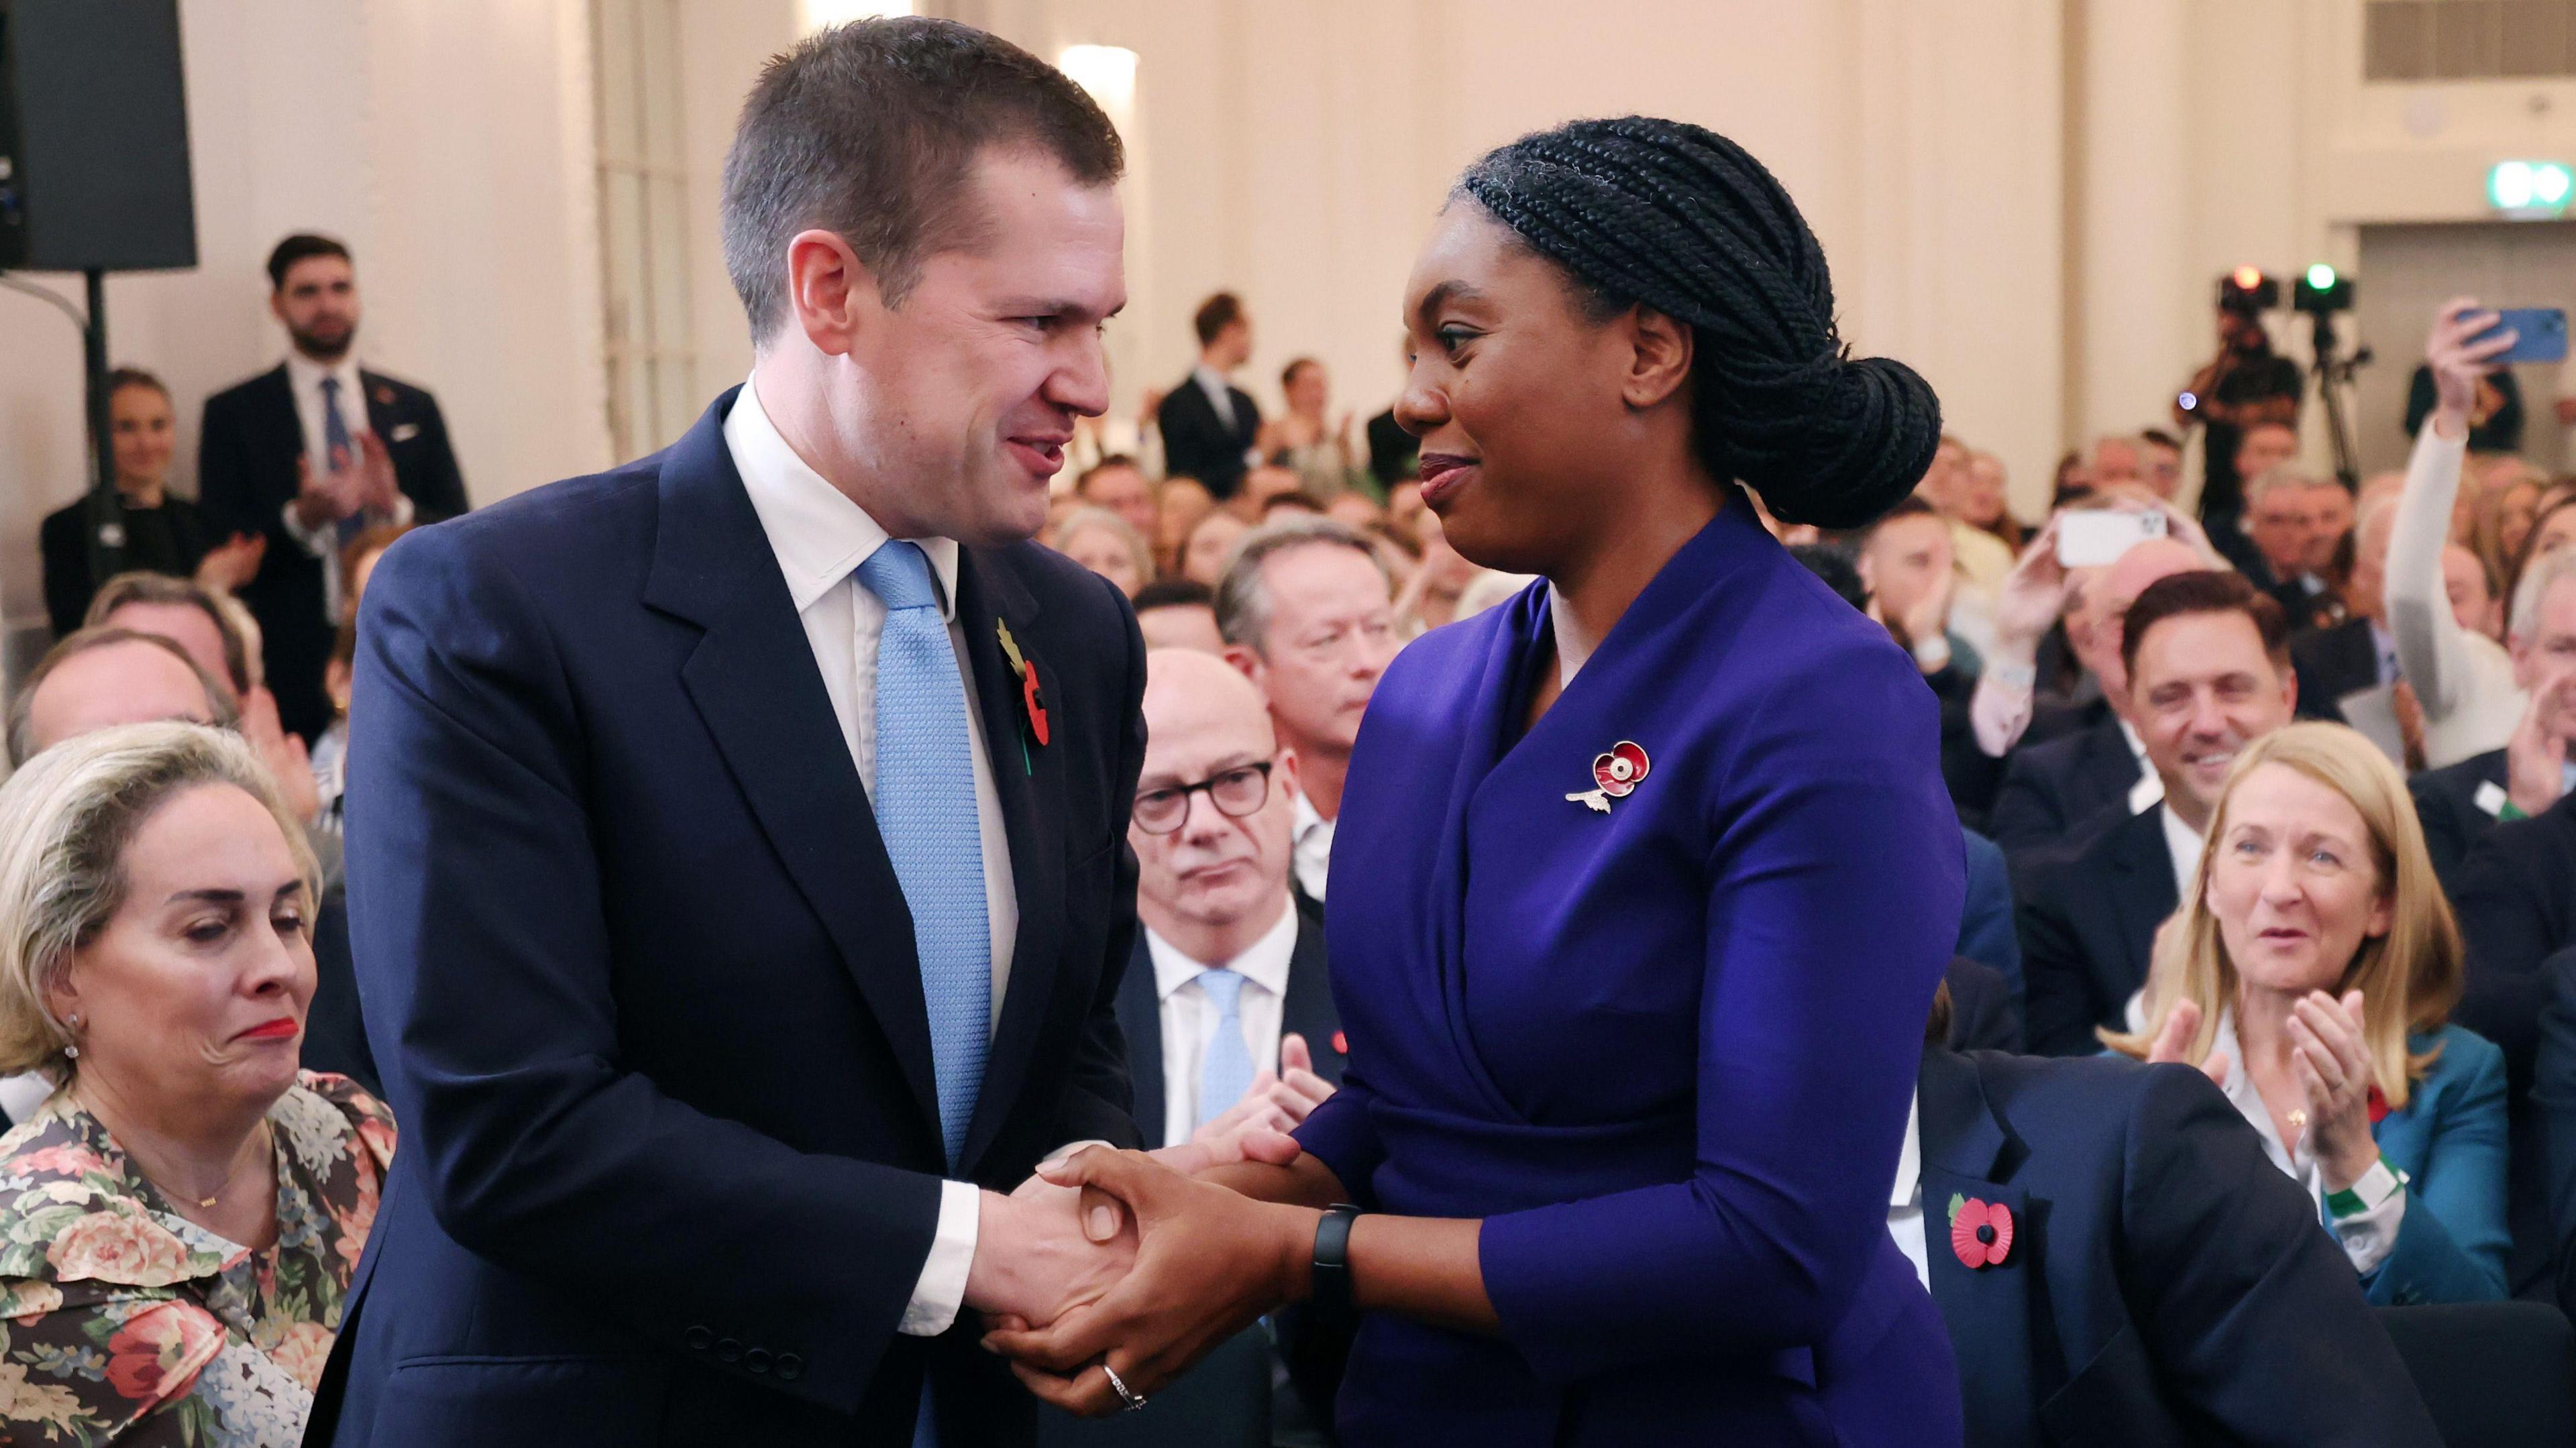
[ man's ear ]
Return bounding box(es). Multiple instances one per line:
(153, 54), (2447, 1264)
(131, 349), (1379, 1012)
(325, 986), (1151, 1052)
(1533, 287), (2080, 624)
(1619, 305), (1694, 412)
(1223, 645), (1265, 688)
(784, 229), (879, 359)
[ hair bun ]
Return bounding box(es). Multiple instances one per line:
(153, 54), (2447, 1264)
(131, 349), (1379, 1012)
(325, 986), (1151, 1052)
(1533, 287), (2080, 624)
(1727, 353), (1942, 532)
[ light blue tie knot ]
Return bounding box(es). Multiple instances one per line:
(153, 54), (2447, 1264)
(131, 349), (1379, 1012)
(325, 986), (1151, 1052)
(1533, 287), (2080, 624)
(855, 537), (987, 1169)
(858, 539), (942, 613)
(1195, 967), (1255, 1132)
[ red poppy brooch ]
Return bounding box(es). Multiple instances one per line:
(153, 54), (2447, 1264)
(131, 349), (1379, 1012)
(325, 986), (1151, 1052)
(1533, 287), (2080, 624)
(1565, 740), (1651, 814)
(1947, 1194), (2015, 1270)
(996, 619), (1048, 767)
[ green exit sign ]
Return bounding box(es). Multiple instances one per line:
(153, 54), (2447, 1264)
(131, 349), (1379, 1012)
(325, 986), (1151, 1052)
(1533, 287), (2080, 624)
(2489, 160), (2573, 218)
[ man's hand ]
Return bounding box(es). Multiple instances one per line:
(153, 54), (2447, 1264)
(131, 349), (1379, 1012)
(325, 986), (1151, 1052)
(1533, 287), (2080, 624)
(983, 1148), (1316, 1416)
(964, 1174), (1138, 1329)
(2425, 297), (2514, 441)
(193, 533), (268, 594)
(1990, 516), (2071, 661)
(239, 686), (322, 823)
(353, 431), (401, 516)
(2506, 675), (2576, 818)
(290, 449), (366, 532)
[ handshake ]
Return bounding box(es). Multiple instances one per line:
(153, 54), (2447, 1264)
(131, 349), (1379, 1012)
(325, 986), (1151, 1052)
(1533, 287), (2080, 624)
(961, 1034), (1338, 1416)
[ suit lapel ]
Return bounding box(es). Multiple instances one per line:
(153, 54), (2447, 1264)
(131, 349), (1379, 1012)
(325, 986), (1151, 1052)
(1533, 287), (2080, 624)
(359, 370), (400, 440)
(1116, 936), (1166, 1150)
(956, 549), (1066, 1173)
(1919, 1050), (2041, 1448)
(643, 392), (942, 1142)
(254, 366), (304, 484)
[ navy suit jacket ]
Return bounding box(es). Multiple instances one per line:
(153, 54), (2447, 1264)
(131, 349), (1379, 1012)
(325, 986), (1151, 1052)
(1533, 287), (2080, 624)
(1984, 708), (2141, 858)
(1957, 828), (2022, 1002)
(2452, 789), (2576, 1097)
(313, 391), (1146, 1448)
(2411, 747), (2510, 894)
(2534, 949), (2576, 1318)
(1943, 958), (2023, 1054)
(197, 364), (470, 742)
(2291, 617), (2379, 725)
(1916, 1048), (2441, 1448)
(1112, 906), (1344, 1149)
(1155, 376), (1260, 502)
(2015, 806), (2175, 1056)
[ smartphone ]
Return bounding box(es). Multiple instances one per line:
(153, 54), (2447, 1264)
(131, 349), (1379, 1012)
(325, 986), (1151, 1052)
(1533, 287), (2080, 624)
(2471, 308), (2569, 365)
(2057, 510), (2167, 568)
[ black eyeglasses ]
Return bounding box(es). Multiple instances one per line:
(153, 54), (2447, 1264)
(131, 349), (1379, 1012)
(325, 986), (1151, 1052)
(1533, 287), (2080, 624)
(1132, 762), (1275, 834)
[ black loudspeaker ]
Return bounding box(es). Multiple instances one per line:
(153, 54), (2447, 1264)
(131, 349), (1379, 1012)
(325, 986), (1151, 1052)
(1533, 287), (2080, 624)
(0, 0), (196, 272)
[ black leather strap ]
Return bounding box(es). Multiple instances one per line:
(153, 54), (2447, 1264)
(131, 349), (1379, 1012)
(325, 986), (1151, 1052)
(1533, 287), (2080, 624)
(1311, 1203), (1364, 1318)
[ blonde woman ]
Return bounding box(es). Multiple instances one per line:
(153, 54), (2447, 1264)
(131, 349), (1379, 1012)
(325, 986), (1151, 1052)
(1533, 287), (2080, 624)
(2108, 722), (2508, 1304)
(1048, 506), (1153, 598)
(0, 722), (394, 1444)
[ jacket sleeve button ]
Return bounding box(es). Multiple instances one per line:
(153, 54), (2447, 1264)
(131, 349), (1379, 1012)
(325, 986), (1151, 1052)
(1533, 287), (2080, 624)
(684, 1326), (713, 1352)
(745, 1348), (773, 1374)
(775, 1353), (804, 1382)
(716, 1337), (743, 1363)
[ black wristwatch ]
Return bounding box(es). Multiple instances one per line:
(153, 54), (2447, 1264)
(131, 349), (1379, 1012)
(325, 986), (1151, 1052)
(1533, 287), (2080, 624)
(1310, 1204), (1364, 1318)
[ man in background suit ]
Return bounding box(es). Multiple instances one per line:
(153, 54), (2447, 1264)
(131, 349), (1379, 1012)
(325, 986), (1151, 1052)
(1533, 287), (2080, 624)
(2292, 492), (2396, 727)
(312, 23), (1220, 1447)
(1056, 649), (1347, 1447)
(2412, 551), (2576, 888)
(1901, 1013), (2441, 1445)
(1157, 293), (1261, 502)
(2018, 572), (2296, 1054)
(198, 234), (469, 744)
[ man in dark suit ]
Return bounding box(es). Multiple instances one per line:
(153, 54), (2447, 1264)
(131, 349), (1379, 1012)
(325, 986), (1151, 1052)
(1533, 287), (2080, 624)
(1057, 649), (1346, 1447)
(2451, 789), (2576, 1093)
(314, 23), (1184, 1447)
(2018, 572), (2297, 1054)
(2290, 493), (2395, 726)
(1904, 1029), (2441, 1445)
(2532, 949), (2576, 1319)
(1156, 292), (1261, 502)
(2412, 552), (2576, 888)
(198, 233), (469, 744)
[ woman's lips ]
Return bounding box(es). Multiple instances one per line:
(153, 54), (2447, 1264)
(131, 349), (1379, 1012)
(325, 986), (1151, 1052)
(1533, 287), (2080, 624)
(234, 1017), (300, 1042)
(1417, 453), (1480, 508)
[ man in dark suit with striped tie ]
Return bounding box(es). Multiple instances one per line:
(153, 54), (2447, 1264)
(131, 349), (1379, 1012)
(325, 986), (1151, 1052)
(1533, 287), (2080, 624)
(315, 21), (1240, 1448)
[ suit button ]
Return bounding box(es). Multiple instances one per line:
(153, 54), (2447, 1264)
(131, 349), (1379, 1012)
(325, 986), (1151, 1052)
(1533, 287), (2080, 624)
(745, 1348), (773, 1374)
(684, 1326), (713, 1352)
(775, 1353), (804, 1382)
(716, 1337), (743, 1363)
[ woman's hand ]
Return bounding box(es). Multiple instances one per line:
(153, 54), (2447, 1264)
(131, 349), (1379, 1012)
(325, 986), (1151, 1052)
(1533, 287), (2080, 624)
(983, 1148), (1318, 1416)
(2146, 997), (2233, 1089)
(194, 533), (267, 595)
(2425, 298), (2514, 439)
(2288, 989), (2383, 1193)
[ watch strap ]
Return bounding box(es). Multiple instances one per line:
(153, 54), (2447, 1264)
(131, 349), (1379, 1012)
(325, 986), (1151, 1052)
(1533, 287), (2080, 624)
(1311, 1203), (1362, 1319)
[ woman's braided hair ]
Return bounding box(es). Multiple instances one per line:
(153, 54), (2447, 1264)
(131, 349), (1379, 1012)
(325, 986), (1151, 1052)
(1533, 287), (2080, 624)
(1460, 116), (1940, 529)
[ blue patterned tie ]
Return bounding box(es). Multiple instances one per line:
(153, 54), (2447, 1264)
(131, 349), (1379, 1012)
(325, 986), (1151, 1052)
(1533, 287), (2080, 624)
(319, 375), (364, 547)
(856, 541), (990, 1168)
(1195, 968), (1255, 1133)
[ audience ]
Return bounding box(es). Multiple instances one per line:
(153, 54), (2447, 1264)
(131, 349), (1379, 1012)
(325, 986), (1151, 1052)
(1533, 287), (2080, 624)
(1049, 506), (1152, 598)
(1857, 498), (1973, 685)
(1179, 508), (1250, 588)
(2174, 284), (2303, 525)
(0, 722), (394, 1445)
(2241, 465), (2339, 626)
(2291, 491), (2399, 732)
(2114, 722), (2510, 1304)
(1214, 520), (1398, 907)
(40, 368), (265, 639)
(2413, 551), (2576, 887)
(1908, 986), (2444, 1445)
(1157, 291), (1263, 502)
(1262, 357), (1371, 502)
(198, 233), (469, 745)
(2020, 571), (2296, 1054)
(1154, 475), (1215, 577)
(6, 628), (238, 767)
(1073, 455), (1159, 541)
(2139, 428), (2186, 502)
(2536, 948), (2576, 1317)
(1131, 577), (1226, 655)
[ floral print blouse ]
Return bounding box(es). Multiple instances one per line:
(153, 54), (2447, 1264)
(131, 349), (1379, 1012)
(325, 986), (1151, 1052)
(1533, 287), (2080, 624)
(0, 1072), (393, 1446)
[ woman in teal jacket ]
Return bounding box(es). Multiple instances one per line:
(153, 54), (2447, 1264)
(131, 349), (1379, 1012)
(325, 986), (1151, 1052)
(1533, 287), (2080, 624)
(2110, 722), (2508, 1303)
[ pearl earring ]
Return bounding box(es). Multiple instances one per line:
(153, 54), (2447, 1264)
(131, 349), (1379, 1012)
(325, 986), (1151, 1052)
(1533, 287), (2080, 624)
(62, 1014), (83, 1059)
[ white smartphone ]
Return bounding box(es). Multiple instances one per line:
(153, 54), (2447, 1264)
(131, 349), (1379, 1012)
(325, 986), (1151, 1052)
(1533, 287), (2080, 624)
(2057, 509), (2167, 568)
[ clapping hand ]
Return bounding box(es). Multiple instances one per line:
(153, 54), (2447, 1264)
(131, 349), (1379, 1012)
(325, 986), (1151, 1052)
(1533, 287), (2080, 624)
(2505, 674), (2576, 818)
(983, 1148), (1317, 1416)
(2287, 989), (2383, 1193)
(2146, 997), (2234, 1089)
(193, 533), (268, 594)
(292, 433), (400, 532)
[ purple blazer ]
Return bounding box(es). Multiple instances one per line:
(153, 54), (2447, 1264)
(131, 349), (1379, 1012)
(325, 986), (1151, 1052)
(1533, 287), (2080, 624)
(1295, 494), (1966, 1445)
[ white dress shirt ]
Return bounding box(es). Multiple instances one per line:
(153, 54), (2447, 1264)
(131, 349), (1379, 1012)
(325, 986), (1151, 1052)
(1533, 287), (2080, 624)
(281, 352), (415, 615)
(1191, 361), (1241, 433)
(1886, 1093), (1930, 1291)
(1290, 788), (1334, 903)
(725, 376), (1022, 1340)
(2119, 718), (2163, 814)
(1142, 900), (1299, 1149)
(2157, 801), (2204, 901)
(2204, 1009), (2405, 1275)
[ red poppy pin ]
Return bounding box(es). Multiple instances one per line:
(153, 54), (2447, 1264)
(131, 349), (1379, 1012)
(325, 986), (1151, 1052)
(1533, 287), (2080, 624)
(1331, 1031), (1348, 1056)
(1565, 740), (1651, 814)
(1947, 1194), (2015, 1270)
(996, 620), (1047, 765)
(2367, 1087), (2390, 1126)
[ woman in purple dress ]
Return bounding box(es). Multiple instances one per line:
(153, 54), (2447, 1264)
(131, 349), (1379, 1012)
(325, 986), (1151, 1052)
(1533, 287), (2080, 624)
(994, 116), (1964, 1446)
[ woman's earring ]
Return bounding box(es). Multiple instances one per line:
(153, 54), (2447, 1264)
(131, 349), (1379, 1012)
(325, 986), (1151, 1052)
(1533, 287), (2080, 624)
(63, 1014), (83, 1059)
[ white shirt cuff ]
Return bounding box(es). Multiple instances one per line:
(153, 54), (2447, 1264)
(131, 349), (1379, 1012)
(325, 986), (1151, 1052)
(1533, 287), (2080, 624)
(282, 499), (334, 557)
(2334, 1177), (2407, 1279)
(898, 1179), (980, 1337)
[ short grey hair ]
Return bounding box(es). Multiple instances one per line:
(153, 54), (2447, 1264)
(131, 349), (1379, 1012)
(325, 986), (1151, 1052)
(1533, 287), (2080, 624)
(2243, 464), (2322, 510)
(1049, 506), (1152, 586)
(1214, 517), (1393, 651)
(0, 722), (317, 1078)
(2511, 547), (2576, 640)
(7, 627), (240, 769)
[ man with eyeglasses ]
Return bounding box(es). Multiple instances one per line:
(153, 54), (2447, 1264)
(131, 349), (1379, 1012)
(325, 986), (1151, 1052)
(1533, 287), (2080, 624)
(1214, 516), (1401, 907)
(1087, 647), (1347, 1445)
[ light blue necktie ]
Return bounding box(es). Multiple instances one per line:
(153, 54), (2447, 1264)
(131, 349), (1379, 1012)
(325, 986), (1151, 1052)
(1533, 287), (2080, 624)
(319, 375), (365, 547)
(1195, 968), (1255, 1133)
(856, 541), (990, 1169)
